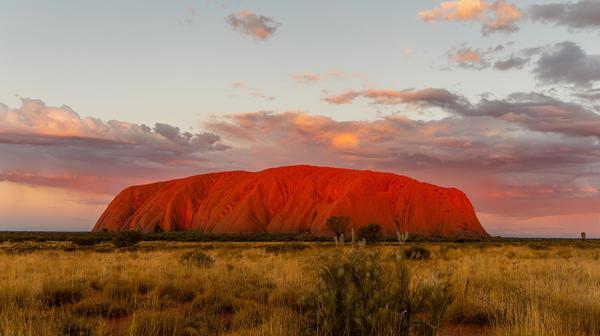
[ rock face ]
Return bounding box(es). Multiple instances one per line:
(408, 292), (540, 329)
(93, 165), (488, 237)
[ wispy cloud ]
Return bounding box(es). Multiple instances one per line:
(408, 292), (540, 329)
(292, 72), (322, 83)
(230, 81), (274, 100)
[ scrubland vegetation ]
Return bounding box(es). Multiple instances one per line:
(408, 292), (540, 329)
(1, 236), (599, 336)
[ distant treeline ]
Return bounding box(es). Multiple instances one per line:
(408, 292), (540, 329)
(0, 230), (592, 244)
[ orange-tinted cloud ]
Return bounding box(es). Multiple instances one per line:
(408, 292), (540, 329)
(331, 133), (359, 149)
(419, 0), (488, 22)
(419, 0), (523, 34)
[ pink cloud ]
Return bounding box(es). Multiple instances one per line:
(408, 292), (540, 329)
(419, 0), (523, 34)
(231, 81), (246, 89)
(0, 98), (228, 194)
(322, 91), (361, 105)
(450, 47), (482, 62)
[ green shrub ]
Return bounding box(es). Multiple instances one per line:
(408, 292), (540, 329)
(392, 261), (454, 336)
(357, 224), (383, 243)
(180, 249), (214, 268)
(112, 231), (143, 248)
(313, 251), (388, 335)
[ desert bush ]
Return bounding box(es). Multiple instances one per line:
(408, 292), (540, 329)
(102, 279), (151, 305)
(180, 249), (214, 268)
(58, 316), (102, 336)
(450, 307), (494, 326)
(129, 311), (185, 336)
(156, 284), (196, 303)
(403, 246), (431, 260)
(73, 299), (130, 318)
(387, 259), (454, 336)
(357, 224), (383, 243)
(232, 301), (266, 330)
(72, 236), (103, 247)
(191, 292), (237, 316)
(264, 243), (308, 254)
(186, 293), (238, 334)
(112, 231), (143, 248)
(422, 278), (455, 335)
(311, 250), (453, 336)
(38, 282), (84, 307)
(0, 288), (31, 309)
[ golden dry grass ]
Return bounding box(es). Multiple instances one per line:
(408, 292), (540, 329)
(0, 240), (599, 336)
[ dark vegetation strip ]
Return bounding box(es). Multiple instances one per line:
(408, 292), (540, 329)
(0, 230), (595, 245)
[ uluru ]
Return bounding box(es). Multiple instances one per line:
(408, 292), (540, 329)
(93, 165), (488, 237)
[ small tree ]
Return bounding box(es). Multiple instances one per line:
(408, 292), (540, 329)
(581, 232), (586, 241)
(357, 224), (382, 243)
(326, 216), (350, 245)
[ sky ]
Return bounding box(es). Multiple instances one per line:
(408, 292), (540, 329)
(1, 0), (599, 237)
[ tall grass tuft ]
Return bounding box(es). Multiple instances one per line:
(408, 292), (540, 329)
(311, 250), (453, 336)
(180, 249), (215, 268)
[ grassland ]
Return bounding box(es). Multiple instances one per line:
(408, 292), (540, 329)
(0, 235), (599, 336)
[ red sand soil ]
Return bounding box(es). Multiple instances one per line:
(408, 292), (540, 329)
(93, 165), (488, 236)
